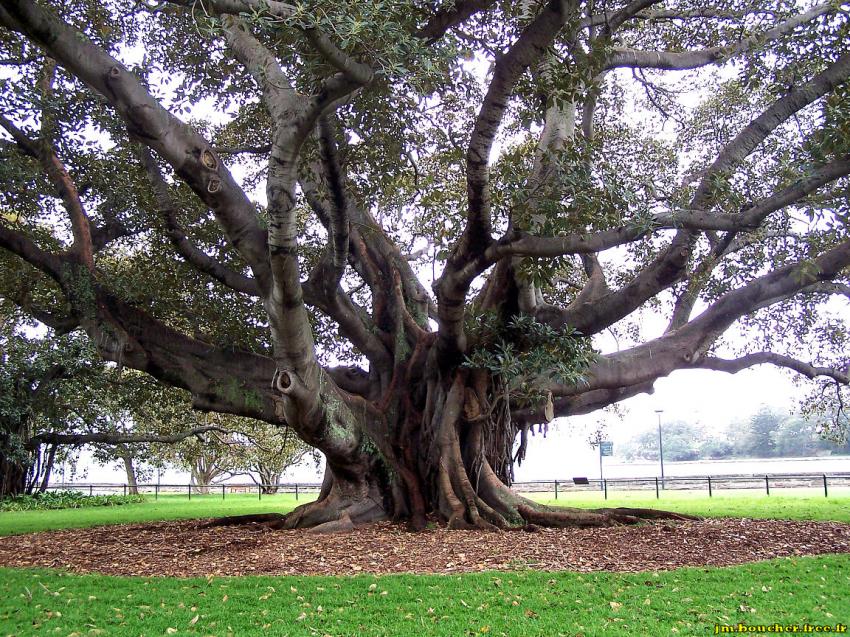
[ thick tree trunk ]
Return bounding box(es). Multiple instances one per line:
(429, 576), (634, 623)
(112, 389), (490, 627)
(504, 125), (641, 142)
(120, 451), (139, 496)
(256, 466), (281, 494)
(190, 459), (222, 495)
(37, 444), (57, 494)
(0, 422), (34, 498)
(0, 436), (29, 499)
(248, 363), (694, 533)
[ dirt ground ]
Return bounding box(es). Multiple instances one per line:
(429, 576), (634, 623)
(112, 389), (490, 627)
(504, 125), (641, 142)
(1, 517), (849, 577)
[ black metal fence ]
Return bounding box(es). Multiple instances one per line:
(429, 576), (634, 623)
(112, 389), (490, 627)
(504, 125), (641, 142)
(43, 482), (323, 500)
(43, 472), (850, 501)
(513, 473), (850, 499)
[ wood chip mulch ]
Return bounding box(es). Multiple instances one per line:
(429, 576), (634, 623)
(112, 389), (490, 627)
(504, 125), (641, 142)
(1, 518), (849, 577)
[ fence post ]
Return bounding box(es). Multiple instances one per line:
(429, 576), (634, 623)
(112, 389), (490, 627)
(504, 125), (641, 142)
(222, 484), (226, 500)
(603, 479), (608, 500)
(765, 475), (770, 496)
(554, 480), (558, 500)
(258, 483), (262, 501)
(123, 484), (127, 497)
(655, 476), (659, 499)
(295, 483), (299, 501)
(89, 484), (93, 497)
(155, 484), (159, 501)
(188, 484), (191, 500)
(708, 476), (712, 498)
(823, 474), (828, 498)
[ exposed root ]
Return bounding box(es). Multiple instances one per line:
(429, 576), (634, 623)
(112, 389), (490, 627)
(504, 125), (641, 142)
(593, 507), (701, 522)
(281, 492), (388, 531)
(309, 511), (355, 534)
(517, 504), (618, 528)
(199, 513), (288, 529)
(517, 502), (703, 528)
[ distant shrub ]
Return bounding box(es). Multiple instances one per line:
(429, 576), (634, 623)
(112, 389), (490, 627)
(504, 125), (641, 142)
(0, 490), (145, 511)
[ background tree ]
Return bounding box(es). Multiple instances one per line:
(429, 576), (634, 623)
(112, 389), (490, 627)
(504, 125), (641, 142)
(732, 407), (781, 458)
(620, 408), (850, 462)
(0, 310), (95, 496)
(0, 315), (232, 497)
(620, 420), (706, 462)
(1, 0), (848, 530)
(225, 424), (317, 494)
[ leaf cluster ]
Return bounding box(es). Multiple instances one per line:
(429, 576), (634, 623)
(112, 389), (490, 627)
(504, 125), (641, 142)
(462, 313), (596, 406)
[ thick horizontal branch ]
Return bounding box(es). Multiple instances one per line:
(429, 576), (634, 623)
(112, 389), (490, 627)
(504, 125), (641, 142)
(4, 285), (79, 333)
(90, 219), (133, 252)
(513, 380), (657, 424)
(801, 282), (850, 299)
(417, 0), (495, 41)
(679, 238), (850, 350)
(525, 238), (850, 424)
(0, 222), (64, 279)
(659, 157), (850, 231)
(303, 29), (373, 85)
(581, 7), (783, 28)
(29, 425), (230, 448)
(695, 353), (849, 385)
(599, 0), (661, 36)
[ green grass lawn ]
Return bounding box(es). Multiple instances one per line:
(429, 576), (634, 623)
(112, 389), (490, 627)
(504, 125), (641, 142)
(529, 489), (850, 523)
(3, 489), (850, 537)
(0, 493), (316, 536)
(2, 493), (850, 635)
(1, 556), (848, 636)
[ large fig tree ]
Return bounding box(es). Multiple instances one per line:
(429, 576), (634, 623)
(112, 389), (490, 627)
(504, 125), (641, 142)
(0, 0), (848, 530)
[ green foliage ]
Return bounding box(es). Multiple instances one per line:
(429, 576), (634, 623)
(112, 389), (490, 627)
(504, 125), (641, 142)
(0, 490), (144, 512)
(463, 313), (595, 406)
(0, 0), (849, 453)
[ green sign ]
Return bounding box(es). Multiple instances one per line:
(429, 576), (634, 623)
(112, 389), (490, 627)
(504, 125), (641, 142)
(600, 441), (613, 456)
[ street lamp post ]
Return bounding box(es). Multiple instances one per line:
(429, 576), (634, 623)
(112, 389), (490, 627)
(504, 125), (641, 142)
(655, 409), (665, 489)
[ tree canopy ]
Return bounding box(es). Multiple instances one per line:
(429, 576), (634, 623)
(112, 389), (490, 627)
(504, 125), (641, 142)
(0, 0), (848, 530)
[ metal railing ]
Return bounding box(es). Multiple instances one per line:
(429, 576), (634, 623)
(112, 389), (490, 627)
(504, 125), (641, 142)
(41, 481), (322, 500)
(513, 472), (850, 500)
(41, 472), (850, 502)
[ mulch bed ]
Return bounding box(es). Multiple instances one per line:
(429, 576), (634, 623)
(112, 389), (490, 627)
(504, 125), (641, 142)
(1, 518), (849, 577)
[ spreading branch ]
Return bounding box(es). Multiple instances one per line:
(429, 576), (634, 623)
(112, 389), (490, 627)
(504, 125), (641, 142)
(417, 0), (495, 41)
(437, 0), (574, 356)
(695, 354), (849, 385)
(0, 112), (93, 268)
(140, 147), (262, 297)
(0, 0), (273, 291)
(606, 3), (834, 70)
